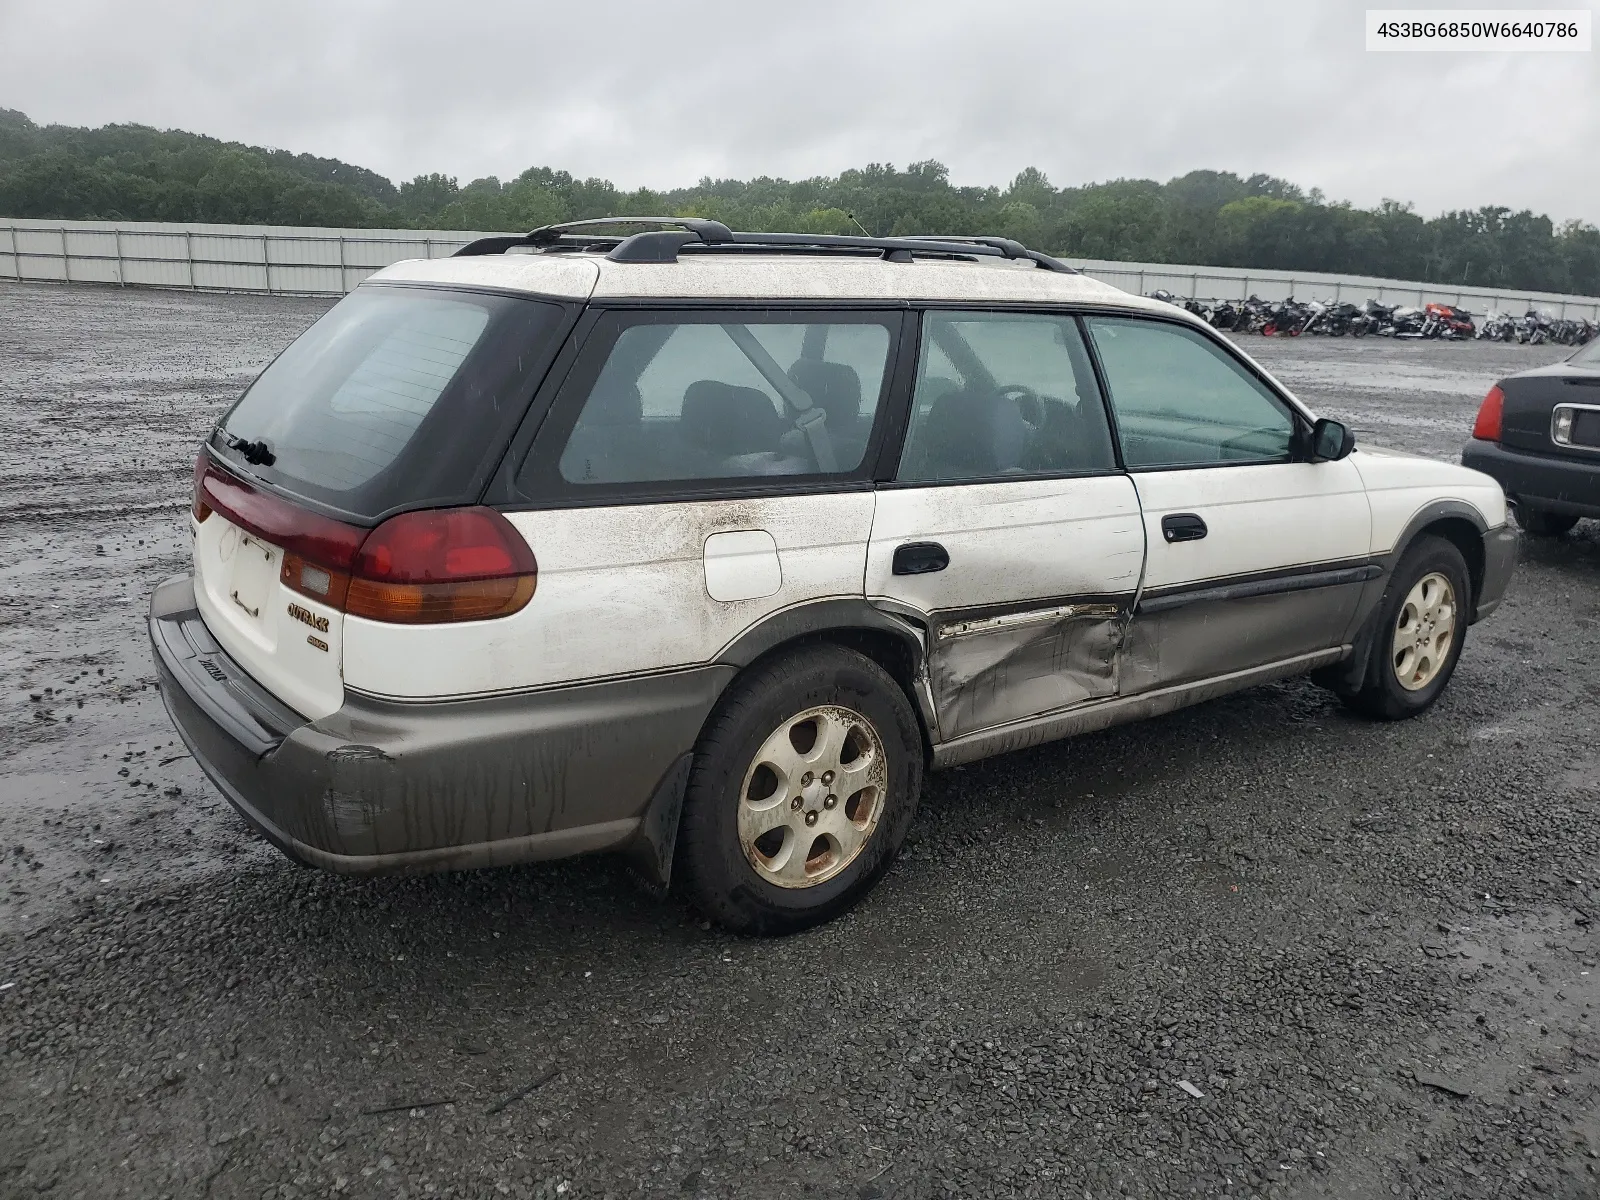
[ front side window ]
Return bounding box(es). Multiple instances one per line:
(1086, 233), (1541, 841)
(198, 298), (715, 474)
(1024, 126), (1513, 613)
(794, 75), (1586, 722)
(539, 313), (895, 488)
(896, 311), (1117, 483)
(1083, 316), (1296, 468)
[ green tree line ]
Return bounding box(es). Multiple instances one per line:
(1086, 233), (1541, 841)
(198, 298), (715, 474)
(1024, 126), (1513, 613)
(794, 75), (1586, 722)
(4, 108), (1598, 295)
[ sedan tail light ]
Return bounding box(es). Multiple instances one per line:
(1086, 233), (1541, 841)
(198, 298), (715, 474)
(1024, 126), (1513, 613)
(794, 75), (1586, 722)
(197, 455), (536, 624)
(1472, 385), (1505, 441)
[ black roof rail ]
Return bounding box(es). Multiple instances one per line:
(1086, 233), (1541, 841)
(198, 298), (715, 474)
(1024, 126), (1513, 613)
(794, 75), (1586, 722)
(454, 216), (1075, 272)
(529, 216), (735, 245)
(453, 216), (735, 258)
(617, 229), (1015, 266)
(900, 234), (1079, 274)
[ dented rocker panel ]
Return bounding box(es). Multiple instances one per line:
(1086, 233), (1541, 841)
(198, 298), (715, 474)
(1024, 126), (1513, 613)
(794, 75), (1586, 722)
(932, 646), (1350, 769)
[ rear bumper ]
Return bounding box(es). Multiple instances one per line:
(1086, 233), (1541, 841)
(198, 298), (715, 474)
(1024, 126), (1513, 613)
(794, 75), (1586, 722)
(1462, 438), (1600, 519)
(149, 574), (730, 878)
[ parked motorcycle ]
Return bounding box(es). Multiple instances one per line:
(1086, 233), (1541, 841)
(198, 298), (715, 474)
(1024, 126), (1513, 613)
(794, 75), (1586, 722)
(1425, 302), (1476, 339)
(1209, 300), (1242, 330)
(1304, 299), (1363, 336)
(1547, 315), (1595, 345)
(1353, 299), (1397, 336)
(1261, 296), (1313, 336)
(1517, 310), (1552, 345)
(1477, 311), (1518, 342)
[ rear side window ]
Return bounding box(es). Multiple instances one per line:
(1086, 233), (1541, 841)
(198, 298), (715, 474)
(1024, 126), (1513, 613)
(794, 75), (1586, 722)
(216, 286), (564, 518)
(1084, 316), (1295, 468)
(525, 311), (897, 492)
(897, 311), (1117, 482)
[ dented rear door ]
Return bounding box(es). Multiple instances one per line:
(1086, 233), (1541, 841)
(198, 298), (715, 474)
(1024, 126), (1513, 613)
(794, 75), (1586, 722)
(867, 310), (1146, 741)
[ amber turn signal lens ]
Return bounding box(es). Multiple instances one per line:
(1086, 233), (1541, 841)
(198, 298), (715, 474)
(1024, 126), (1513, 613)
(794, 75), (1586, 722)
(344, 575), (536, 624)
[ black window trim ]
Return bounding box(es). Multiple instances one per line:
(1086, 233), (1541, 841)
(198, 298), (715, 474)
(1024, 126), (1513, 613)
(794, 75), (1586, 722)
(481, 297), (1324, 513)
(878, 305), (1129, 491)
(915, 299), (1318, 427)
(1078, 308), (1314, 474)
(495, 304), (911, 511)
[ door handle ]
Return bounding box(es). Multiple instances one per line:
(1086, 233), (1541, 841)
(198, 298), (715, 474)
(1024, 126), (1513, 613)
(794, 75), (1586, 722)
(892, 541), (949, 575)
(1161, 513), (1208, 543)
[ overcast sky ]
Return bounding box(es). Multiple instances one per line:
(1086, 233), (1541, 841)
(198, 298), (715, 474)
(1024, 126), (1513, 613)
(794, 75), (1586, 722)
(2, 0), (1596, 221)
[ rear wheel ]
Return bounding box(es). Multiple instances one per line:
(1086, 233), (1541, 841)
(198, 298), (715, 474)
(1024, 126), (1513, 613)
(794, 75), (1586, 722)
(1342, 536), (1470, 721)
(1514, 505), (1580, 537)
(677, 645), (923, 935)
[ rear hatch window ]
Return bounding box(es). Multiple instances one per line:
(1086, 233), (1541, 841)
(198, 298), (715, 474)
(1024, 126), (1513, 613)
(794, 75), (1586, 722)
(213, 285), (566, 520)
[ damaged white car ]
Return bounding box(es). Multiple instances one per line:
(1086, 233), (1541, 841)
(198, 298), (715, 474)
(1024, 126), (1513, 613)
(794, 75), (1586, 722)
(150, 218), (1515, 933)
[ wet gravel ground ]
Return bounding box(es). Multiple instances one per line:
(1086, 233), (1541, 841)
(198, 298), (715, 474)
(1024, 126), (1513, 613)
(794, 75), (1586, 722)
(2, 281), (1599, 1199)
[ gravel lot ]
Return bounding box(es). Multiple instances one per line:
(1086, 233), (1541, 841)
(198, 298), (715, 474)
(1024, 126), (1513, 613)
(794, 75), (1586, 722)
(2, 281), (1598, 1199)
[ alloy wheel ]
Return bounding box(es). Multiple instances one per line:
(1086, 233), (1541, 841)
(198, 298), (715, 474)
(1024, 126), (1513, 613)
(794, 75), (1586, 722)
(736, 705), (888, 889)
(1392, 571), (1457, 691)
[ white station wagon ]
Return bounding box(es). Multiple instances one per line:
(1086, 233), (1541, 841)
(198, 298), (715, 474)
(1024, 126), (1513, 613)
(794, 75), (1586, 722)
(150, 219), (1516, 933)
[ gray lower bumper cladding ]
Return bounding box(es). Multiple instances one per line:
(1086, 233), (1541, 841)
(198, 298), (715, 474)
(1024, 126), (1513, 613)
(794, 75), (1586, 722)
(149, 575), (729, 880)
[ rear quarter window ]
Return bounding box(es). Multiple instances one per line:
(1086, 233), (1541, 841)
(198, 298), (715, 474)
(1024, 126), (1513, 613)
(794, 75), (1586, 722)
(519, 310), (899, 497)
(216, 285), (565, 519)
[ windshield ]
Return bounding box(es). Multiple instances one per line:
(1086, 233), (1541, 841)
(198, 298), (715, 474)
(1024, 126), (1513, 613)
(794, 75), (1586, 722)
(215, 285), (564, 519)
(1573, 337), (1600, 367)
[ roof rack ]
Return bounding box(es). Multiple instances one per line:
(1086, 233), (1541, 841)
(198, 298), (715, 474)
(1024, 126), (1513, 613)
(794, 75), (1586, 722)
(452, 217), (1078, 273)
(898, 234), (1076, 274)
(453, 216), (732, 259)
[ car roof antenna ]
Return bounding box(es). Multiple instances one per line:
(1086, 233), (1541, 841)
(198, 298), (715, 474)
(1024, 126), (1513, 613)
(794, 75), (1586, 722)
(847, 212), (874, 238)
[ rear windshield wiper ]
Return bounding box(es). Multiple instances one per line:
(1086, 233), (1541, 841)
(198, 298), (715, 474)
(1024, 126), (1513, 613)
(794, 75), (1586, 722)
(223, 433), (276, 466)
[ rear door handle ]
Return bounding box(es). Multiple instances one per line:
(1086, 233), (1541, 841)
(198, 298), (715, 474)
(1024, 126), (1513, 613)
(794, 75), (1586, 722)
(1161, 513), (1208, 543)
(892, 541), (950, 575)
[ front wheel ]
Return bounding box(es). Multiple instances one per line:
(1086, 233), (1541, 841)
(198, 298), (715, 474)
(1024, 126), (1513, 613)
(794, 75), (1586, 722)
(1341, 536), (1470, 721)
(676, 645), (924, 935)
(1515, 505), (1580, 537)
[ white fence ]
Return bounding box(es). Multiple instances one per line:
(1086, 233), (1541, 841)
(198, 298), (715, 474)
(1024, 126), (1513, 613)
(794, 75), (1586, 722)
(3, 216), (1598, 320)
(0, 218), (490, 294)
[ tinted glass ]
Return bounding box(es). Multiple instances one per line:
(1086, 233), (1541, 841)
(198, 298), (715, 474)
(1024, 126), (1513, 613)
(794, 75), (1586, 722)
(897, 311), (1116, 482)
(548, 315), (893, 486)
(1085, 316), (1295, 468)
(217, 286), (563, 517)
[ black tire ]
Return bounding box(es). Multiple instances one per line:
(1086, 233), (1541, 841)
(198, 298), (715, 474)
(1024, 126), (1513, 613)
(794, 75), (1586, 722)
(1341, 536), (1471, 721)
(1514, 505), (1580, 538)
(676, 645), (924, 935)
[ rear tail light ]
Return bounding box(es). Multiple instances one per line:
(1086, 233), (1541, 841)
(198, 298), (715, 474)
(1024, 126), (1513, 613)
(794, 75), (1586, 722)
(1472, 384), (1505, 441)
(345, 508), (538, 624)
(196, 453), (536, 624)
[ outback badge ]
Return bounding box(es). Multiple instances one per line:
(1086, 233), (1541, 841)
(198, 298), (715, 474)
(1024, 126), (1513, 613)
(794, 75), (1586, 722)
(286, 601), (330, 633)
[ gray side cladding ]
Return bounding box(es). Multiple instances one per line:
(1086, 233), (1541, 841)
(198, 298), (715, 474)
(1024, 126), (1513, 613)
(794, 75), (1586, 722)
(297, 665), (733, 858)
(152, 573), (734, 872)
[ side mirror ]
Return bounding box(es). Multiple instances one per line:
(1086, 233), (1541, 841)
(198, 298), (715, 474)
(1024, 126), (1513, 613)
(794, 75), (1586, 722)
(1309, 418), (1356, 462)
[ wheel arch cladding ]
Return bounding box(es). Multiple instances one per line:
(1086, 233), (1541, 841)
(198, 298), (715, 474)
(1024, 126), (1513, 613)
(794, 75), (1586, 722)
(1317, 503), (1487, 695)
(1410, 516), (1486, 615)
(716, 602), (934, 756)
